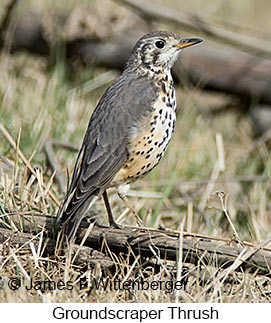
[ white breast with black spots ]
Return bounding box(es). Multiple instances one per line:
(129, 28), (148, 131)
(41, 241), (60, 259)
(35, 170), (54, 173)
(148, 90), (176, 165)
(114, 92), (176, 184)
(111, 72), (177, 185)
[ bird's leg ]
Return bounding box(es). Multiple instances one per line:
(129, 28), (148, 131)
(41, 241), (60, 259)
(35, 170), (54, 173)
(117, 184), (143, 227)
(102, 190), (121, 228)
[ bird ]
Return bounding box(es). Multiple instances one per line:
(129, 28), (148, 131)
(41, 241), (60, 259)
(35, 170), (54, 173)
(57, 30), (202, 242)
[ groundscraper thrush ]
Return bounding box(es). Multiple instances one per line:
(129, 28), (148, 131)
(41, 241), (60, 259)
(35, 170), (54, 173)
(57, 30), (202, 241)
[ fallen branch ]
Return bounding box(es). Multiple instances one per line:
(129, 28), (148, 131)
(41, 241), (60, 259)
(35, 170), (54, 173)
(116, 0), (271, 59)
(3, 213), (271, 275)
(0, 227), (113, 268)
(0, 9), (270, 106)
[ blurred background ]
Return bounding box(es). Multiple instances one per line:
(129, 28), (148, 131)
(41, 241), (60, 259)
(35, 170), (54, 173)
(1, 0), (271, 242)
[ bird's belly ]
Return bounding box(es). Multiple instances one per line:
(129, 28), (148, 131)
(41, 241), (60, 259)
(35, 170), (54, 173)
(112, 98), (176, 186)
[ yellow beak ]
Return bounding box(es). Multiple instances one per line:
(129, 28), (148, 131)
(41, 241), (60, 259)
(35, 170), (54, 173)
(177, 38), (203, 49)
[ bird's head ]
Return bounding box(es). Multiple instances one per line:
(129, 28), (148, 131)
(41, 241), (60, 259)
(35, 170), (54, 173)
(127, 30), (202, 73)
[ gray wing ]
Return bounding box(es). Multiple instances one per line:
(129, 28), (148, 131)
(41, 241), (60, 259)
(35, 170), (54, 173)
(57, 71), (158, 224)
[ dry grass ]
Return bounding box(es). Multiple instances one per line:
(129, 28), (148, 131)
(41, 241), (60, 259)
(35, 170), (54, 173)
(0, 0), (271, 303)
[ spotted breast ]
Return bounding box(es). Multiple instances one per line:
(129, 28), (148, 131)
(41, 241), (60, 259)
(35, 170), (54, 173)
(111, 68), (176, 185)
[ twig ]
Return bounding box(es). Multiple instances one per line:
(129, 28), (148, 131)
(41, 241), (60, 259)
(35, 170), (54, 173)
(0, 153), (13, 169)
(0, 0), (18, 40)
(199, 161), (221, 212)
(44, 139), (67, 194)
(217, 191), (244, 247)
(208, 238), (271, 301)
(175, 217), (185, 302)
(50, 139), (79, 153)
(199, 247), (249, 300)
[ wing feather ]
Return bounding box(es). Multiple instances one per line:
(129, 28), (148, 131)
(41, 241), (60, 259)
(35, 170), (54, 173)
(58, 70), (158, 224)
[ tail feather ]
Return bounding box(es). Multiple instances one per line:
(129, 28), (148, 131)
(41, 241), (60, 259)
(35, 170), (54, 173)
(57, 189), (100, 242)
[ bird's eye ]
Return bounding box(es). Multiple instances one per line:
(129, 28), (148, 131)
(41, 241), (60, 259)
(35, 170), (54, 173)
(155, 40), (165, 49)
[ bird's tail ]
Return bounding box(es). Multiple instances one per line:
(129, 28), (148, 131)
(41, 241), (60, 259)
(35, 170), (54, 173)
(57, 189), (99, 243)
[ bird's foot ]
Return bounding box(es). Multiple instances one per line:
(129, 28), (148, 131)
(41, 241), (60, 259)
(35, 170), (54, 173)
(109, 220), (122, 229)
